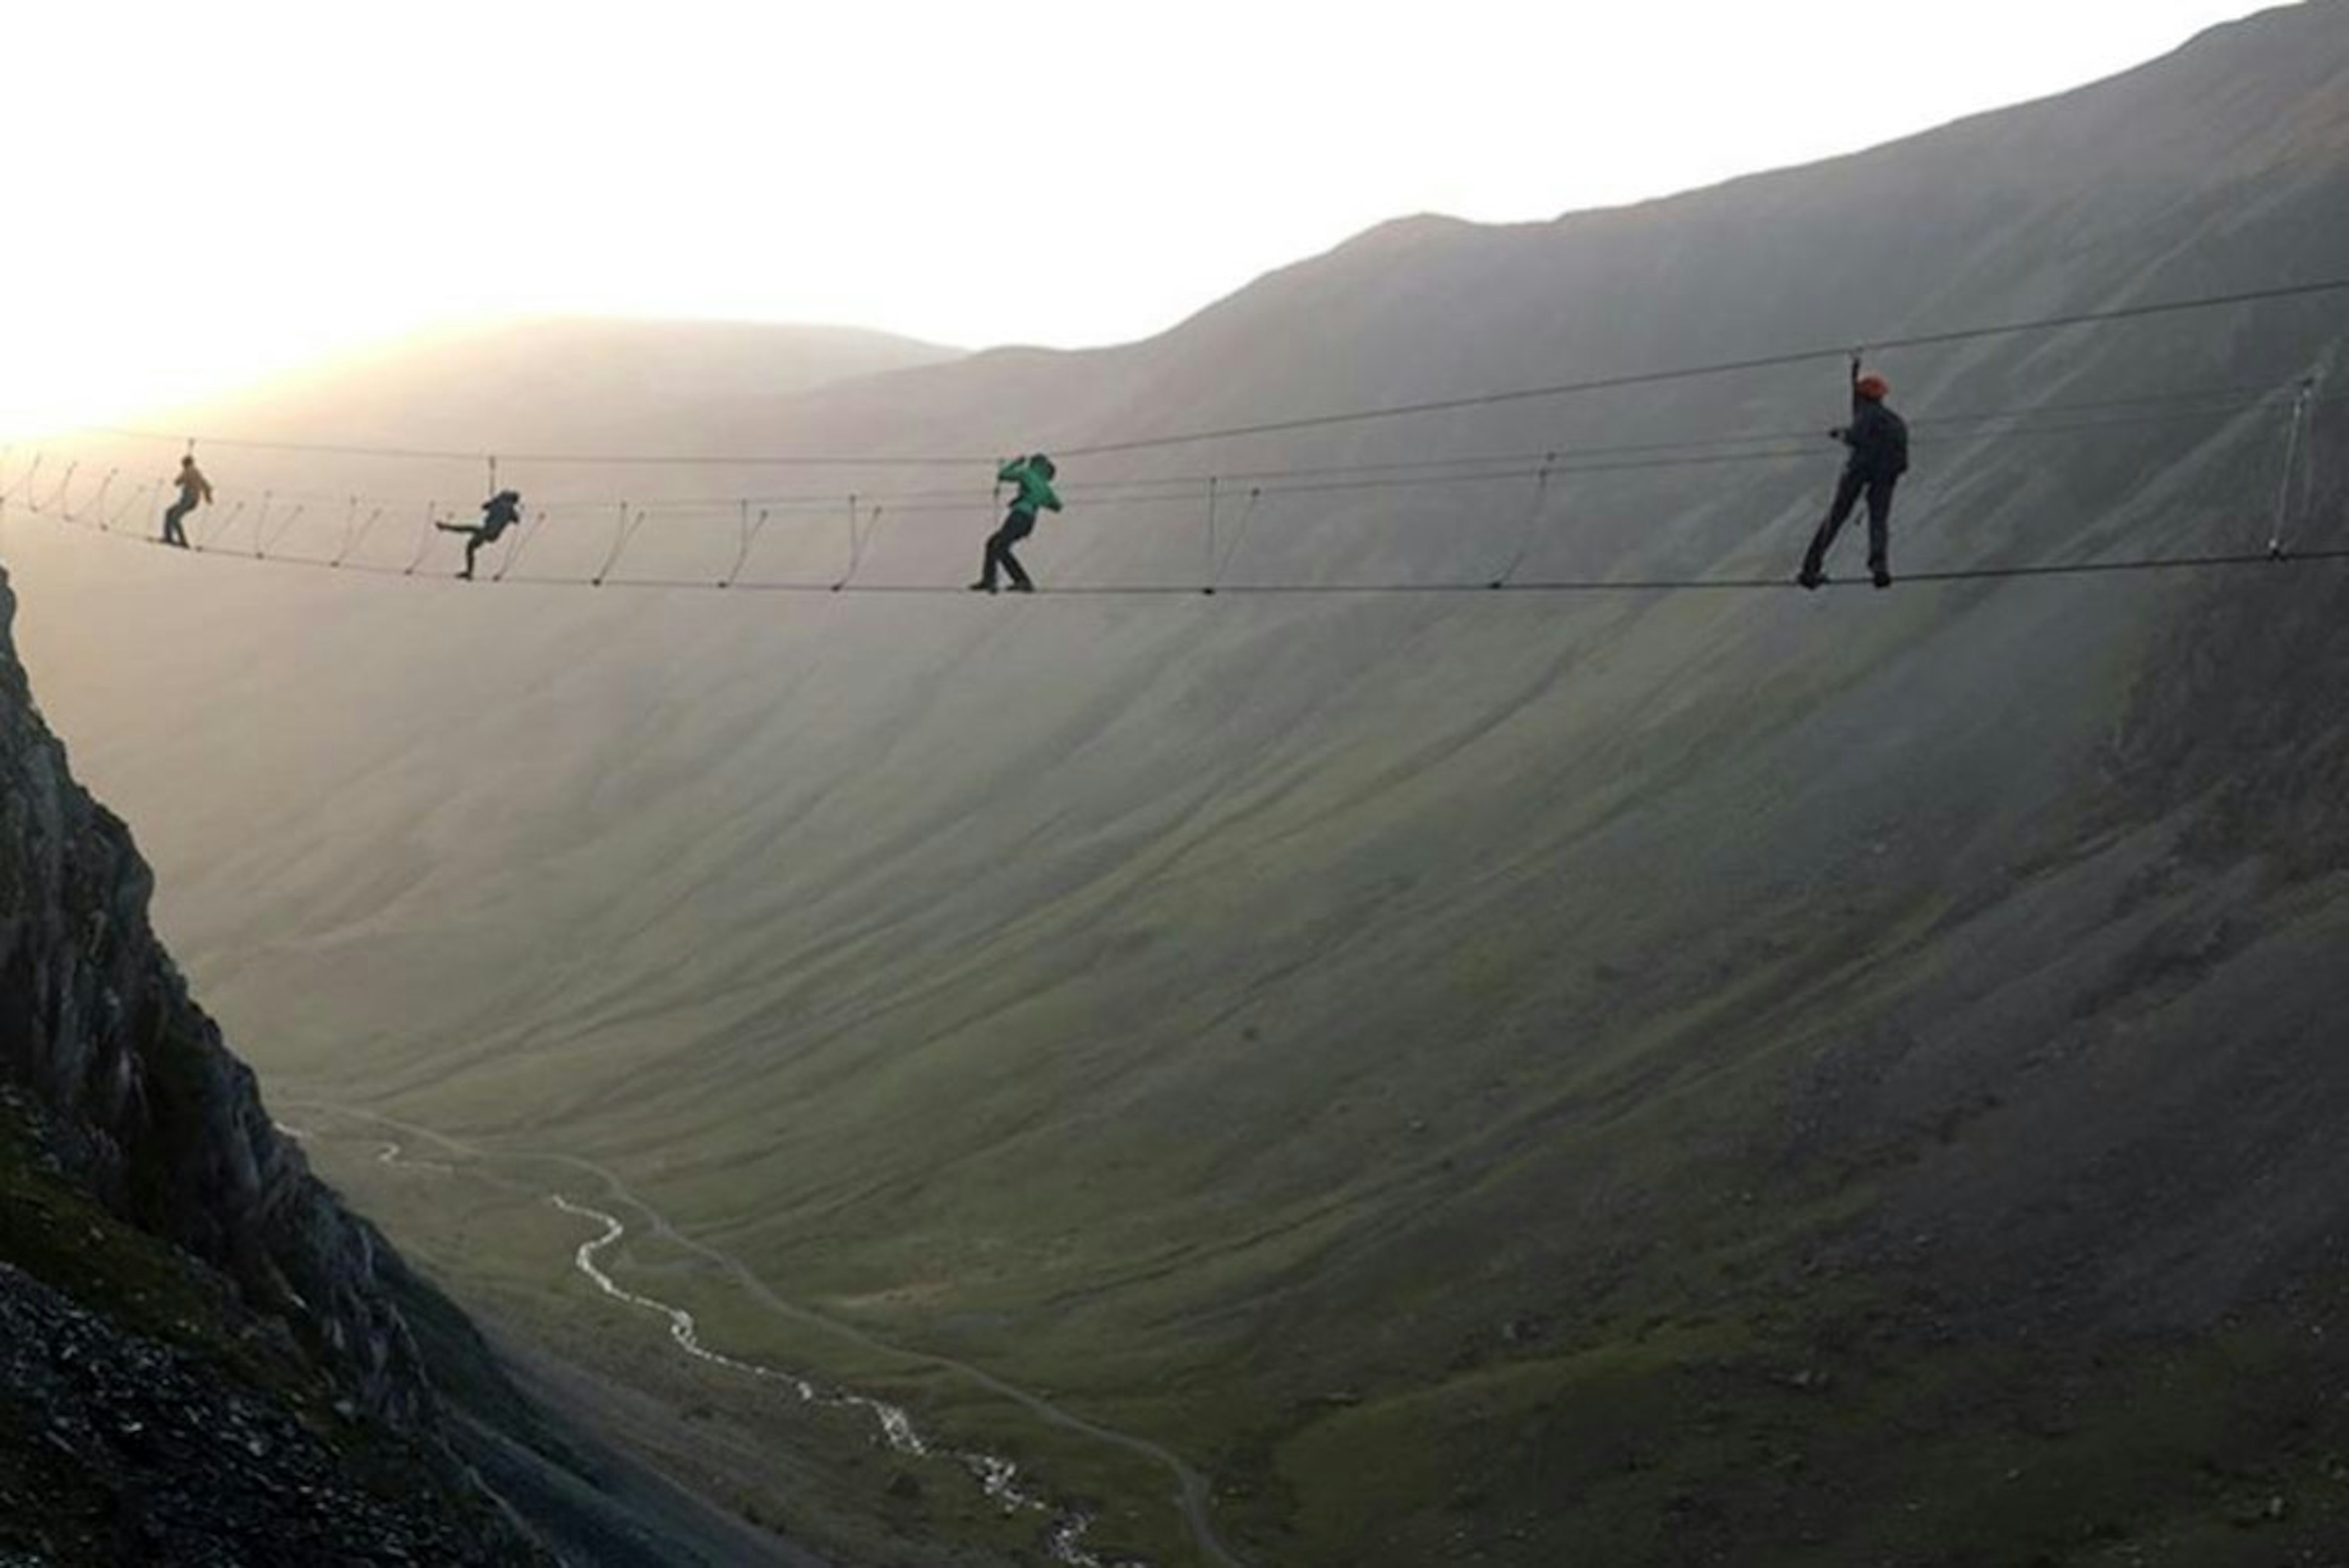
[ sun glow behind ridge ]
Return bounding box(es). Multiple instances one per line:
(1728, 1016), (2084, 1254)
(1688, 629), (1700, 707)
(0, 0), (2277, 437)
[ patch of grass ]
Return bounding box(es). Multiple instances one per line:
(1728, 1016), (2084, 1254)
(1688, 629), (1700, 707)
(0, 1098), (314, 1408)
(0, 1098), (527, 1545)
(1272, 1318), (1755, 1564)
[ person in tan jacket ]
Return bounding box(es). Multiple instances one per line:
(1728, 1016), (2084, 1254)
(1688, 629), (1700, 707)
(161, 455), (212, 549)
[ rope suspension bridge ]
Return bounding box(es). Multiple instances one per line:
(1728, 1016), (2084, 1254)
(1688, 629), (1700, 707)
(4, 276), (2343, 598)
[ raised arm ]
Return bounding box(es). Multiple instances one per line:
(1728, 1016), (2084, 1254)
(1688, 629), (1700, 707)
(1822, 353), (1861, 442)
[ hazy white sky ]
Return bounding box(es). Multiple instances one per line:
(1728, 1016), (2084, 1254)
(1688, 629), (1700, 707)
(0, 0), (2282, 431)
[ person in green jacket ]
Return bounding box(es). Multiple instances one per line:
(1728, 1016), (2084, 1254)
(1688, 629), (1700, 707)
(971, 454), (1062, 593)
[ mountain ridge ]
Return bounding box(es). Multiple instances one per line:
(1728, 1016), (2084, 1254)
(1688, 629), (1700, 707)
(7, 4), (2349, 1562)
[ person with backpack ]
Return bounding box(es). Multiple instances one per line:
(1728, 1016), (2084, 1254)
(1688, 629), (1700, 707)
(970, 454), (1063, 593)
(161, 454), (212, 548)
(1797, 358), (1909, 590)
(437, 489), (523, 580)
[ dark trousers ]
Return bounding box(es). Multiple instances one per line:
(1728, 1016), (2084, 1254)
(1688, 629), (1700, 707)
(1802, 468), (1899, 577)
(436, 521), (490, 577)
(161, 497), (196, 547)
(979, 508), (1036, 590)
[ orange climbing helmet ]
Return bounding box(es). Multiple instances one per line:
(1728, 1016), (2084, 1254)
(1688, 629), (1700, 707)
(1855, 374), (1891, 401)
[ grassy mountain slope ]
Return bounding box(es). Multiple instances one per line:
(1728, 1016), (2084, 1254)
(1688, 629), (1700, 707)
(9, 5), (2349, 1561)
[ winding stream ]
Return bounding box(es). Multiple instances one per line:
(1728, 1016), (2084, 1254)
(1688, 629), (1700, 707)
(548, 1194), (1104, 1565)
(319, 1118), (1112, 1566)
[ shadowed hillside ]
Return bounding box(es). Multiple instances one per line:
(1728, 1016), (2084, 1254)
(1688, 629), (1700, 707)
(9, 5), (2349, 1563)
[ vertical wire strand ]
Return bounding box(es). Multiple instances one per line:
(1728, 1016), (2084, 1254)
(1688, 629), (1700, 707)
(495, 504), (533, 582)
(403, 501), (442, 575)
(1490, 454), (1557, 588)
(1208, 486), (1264, 592)
(2268, 377), (2320, 558)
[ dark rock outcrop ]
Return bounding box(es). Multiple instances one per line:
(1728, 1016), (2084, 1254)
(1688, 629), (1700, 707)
(0, 1259), (526, 1565)
(0, 566), (428, 1422)
(0, 563), (547, 1560)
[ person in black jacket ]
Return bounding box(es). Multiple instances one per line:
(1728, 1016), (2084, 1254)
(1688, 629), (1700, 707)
(437, 489), (523, 580)
(1798, 360), (1909, 590)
